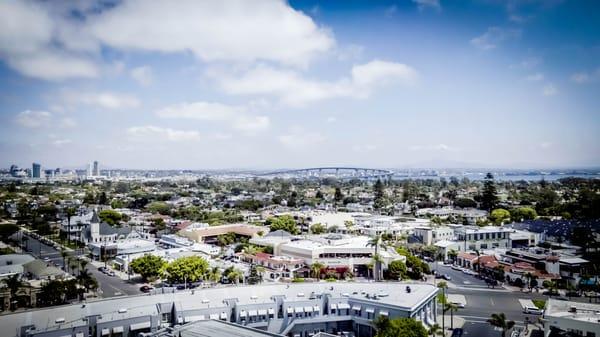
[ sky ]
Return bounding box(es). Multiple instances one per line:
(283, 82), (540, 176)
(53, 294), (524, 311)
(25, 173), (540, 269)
(0, 0), (599, 170)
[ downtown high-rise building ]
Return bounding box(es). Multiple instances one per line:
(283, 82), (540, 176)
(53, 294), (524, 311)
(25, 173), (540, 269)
(31, 163), (41, 178)
(93, 161), (99, 176)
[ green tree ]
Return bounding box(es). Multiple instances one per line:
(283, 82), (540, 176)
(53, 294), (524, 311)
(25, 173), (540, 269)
(130, 255), (167, 281)
(490, 209), (511, 225)
(227, 268), (243, 285)
(487, 313), (515, 337)
(386, 260), (407, 280)
(98, 209), (123, 226)
(374, 316), (427, 337)
(428, 323), (443, 336)
(510, 207), (537, 221)
(373, 179), (387, 210)
(0, 223), (19, 241)
(310, 223), (326, 234)
(481, 173), (498, 211)
(163, 256), (209, 284)
(334, 187), (344, 204)
(146, 201), (171, 215)
(266, 215), (299, 234)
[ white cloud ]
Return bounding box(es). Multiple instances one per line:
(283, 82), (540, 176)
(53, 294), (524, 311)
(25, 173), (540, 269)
(542, 84), (558, 96)
(130, 66), (154, 86)
(88, 0), (334, 68)
(156, 101), (270, 132)
(412, 0), (442, 12)
(59, 117), (77, 128)
(53, 139), (72, 146)
(15, 110), (52, 128)
(0, 1), (98, 80)
(471, 27), (521, 51)
(279, 128), (326, 150)
(213, 60), (417, 106)
(570, 68), (600, 84)
(62, 91), (141, 109)
(409, 144), (458, 152)
(525, 73), (544, 81)
(127, 126), (201, 142)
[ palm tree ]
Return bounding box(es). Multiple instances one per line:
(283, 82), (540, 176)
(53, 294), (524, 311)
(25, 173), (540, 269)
(208, 267), (222, 285)
(367, 234), (387, 281)
(445, 302), (459, 330)
(227, 269), (243, 285)
(366, 261), (374, 280)
(428, 323), (443, 336)
(60, 249), (68, 272)
(371, 253), (384, 281)
(2, 274), (24, 309)
(487, 313), (515, 337)
(310, 262), (325, 280)
(437, 281), (448, 331)
(255, 265), (265, 283)
(65, 207), (76, 245)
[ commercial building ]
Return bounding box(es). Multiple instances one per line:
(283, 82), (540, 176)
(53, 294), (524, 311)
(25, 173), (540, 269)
(543, 299), (600, 337)
(0, 283), (438, 337)
(31, 163), (41, 179)
(179, 223), (266, 244)
(454, 226), (512, 252)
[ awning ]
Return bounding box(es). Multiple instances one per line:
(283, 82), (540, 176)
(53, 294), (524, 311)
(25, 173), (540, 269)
(304, 306), (313, 313)
(220, 312), (227, 320)
(268, 308), (275, 315)
(101, 329), (110, 336)
(287, 307), (294, 314)
(366, 307), (375, 314)
(248, 310), (258, 316)
(379, 310), (389, 316)
(352, 305), (361, 311)
(294, 307), (304, 313)
(209, 314), (219, 320)
(239, 310), (247, 317)
(185, 315), (205, 322)
(130, 321), (151, 331)
(258, 309), (267, 316)
(330, 303), (338, 310)
(337, 303), (350, 310)
(113, 326), (124, 333)
(313, 305), (320, 313)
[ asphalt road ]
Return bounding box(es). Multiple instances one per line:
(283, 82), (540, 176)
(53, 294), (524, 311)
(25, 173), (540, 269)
(430, 262), (489, 289)
(20, 231), (141, 298)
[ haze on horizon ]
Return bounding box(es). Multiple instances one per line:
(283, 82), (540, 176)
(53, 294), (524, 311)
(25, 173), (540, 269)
(0, 0), (599, 170)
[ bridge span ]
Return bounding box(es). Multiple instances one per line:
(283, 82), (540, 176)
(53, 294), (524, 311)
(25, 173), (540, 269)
(256, 167), (394, 180)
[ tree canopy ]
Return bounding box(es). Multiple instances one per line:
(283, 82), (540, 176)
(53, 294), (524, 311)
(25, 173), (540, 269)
(130, 255), (167, 281)
(374, 316), (428, 337)
(98, 209), (123, 226)
(163, 256), (209, 284)
(266, 215), (299, 234)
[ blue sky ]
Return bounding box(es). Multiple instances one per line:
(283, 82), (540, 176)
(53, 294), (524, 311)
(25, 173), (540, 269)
(0, 0), (598, 170)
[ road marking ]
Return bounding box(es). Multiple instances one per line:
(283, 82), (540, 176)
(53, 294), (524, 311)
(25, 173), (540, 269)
(490, 298), (494, 306)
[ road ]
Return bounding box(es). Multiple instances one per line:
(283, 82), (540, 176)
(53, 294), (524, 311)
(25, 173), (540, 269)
(20, 231), (142, 298)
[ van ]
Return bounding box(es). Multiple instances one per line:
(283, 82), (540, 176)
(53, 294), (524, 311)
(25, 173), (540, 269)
(523, 306), (543, 315)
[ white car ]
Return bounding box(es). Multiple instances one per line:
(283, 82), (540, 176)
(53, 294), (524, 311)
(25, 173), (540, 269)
(523, 306), (543, 315)
(451, 265), (462, 271)
(451, 301), (465, 308)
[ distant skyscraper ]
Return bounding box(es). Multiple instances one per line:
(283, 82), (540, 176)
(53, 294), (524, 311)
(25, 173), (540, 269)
(93, 161), (99, 176)
(32, 163), (41, 178)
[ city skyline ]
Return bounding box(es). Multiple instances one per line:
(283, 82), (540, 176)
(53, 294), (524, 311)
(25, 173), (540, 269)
(1, 0), (599, 169)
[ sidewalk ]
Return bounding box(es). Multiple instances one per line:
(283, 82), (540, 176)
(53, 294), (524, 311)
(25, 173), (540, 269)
(437, 314), (465, 336)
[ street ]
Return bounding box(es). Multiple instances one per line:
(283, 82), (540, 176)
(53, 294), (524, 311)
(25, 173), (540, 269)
(20, 231), (142, 298)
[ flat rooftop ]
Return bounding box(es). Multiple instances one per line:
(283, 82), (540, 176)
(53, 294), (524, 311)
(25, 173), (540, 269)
(0, 283), (437, 334)
(545, 298), (600, 324)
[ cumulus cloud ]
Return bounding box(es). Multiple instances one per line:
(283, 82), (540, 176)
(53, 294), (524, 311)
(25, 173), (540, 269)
(62, 91), (141, 109)
(0, 1), (98, 80)
(130, 66), (154, 86)
(471, 27), (521, 51)
(212, 60), (417, 106)
(156, 101), (270, 132)
(127, 126), (201, 142)
(88, 0), (334, 68)
(15, 110), (52, 128)
(59, 117), (77, 128)
(412, 0), (442, 11)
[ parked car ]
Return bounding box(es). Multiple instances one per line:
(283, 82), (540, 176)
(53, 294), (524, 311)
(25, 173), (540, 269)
(442, 274), (452, 280)
(451, 265), (462, 271)
(523, 306), (543, 315)
(140, 285), (154, 293)
(451, 328), (464, 337)
(108, 271), (116, 277)
(98, 266), (107, 272)
(565, 291), (581, 297)
(451, 301), (465, 308)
